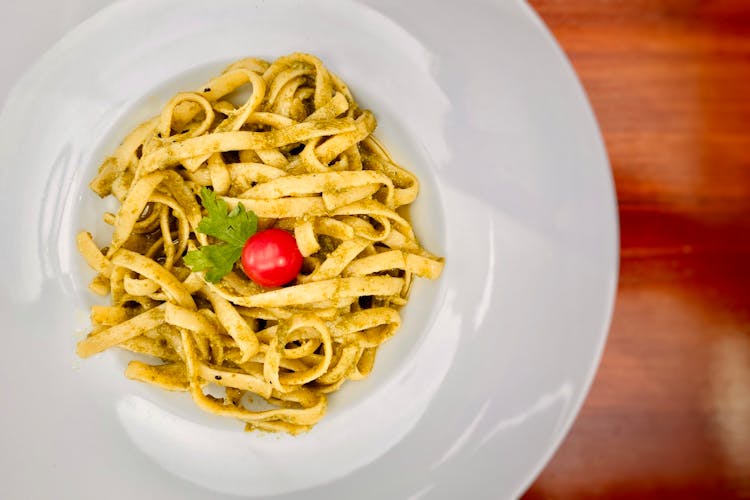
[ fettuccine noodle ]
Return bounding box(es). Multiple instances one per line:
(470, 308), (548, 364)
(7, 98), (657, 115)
(76, 53), (443, 434)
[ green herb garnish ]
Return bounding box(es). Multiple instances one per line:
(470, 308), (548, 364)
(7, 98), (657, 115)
(183, 187), (258, 282)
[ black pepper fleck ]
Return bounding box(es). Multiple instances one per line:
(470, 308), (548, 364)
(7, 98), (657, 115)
(215, 375), (222, 380)
(204, 87), (211, 92)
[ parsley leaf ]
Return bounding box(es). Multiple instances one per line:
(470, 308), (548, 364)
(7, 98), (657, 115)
(183, 187), (258, 283)
(183, 244), (243, 283)
(196, 188), (257, 247)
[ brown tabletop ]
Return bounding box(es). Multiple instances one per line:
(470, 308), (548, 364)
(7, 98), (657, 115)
(523, 1), (750, 498)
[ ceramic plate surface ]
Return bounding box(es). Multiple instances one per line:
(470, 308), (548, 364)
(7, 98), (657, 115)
(0, 0), (617, 498)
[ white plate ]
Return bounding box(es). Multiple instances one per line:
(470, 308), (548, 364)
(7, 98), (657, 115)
(0, 0), (618, 498)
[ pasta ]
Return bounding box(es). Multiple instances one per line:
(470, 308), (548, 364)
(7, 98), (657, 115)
(76, 53), (444, 434)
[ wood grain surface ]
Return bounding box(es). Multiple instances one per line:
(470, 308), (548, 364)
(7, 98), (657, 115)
(523, 1), (750, 498)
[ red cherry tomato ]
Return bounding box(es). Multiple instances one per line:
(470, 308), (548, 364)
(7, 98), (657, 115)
(241, 228), (303, 287)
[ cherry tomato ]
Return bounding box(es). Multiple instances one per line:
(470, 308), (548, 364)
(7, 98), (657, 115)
(241, 228), (303, 287)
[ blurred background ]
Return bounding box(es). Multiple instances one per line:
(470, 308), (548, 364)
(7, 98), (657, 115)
(524, 1), (750, 498)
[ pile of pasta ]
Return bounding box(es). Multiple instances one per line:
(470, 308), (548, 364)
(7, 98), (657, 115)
(76, 53), (443, 433)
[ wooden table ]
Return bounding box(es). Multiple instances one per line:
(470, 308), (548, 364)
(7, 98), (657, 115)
(523, 1), (750, 498)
